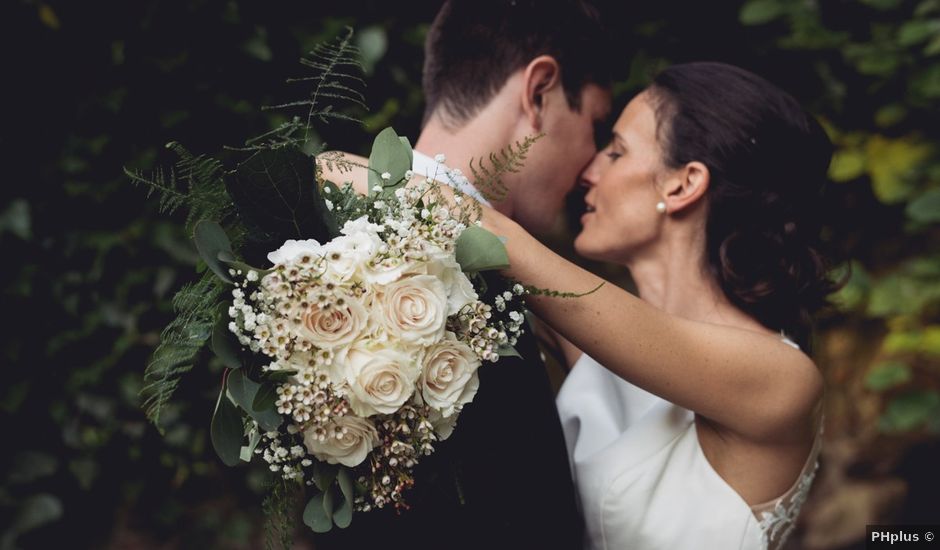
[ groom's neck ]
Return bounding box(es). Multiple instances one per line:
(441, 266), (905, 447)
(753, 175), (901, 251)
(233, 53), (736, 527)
(415, 105), (521, 219)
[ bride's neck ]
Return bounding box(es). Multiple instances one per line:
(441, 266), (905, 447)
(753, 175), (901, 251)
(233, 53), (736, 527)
(626, 244), (764, 332)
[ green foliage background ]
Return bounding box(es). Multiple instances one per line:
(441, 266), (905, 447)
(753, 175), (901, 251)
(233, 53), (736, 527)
(0, 0), (937, 548)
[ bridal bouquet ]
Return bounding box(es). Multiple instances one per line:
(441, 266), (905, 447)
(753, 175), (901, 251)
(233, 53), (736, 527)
(212, 129), (527, 531)
(126, 30), (534, 537)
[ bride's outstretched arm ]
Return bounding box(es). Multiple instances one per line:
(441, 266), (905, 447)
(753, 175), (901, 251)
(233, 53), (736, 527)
(484, 211), (822, 444)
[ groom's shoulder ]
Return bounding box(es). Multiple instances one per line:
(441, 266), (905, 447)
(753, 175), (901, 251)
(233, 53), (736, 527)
(317, 151), (370, 195)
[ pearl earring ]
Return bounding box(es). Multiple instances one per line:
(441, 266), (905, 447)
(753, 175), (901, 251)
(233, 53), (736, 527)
(656, 201), (667, 214)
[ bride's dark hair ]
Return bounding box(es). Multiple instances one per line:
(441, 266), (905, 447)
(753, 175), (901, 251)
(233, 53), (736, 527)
(648, 62), (843, 349)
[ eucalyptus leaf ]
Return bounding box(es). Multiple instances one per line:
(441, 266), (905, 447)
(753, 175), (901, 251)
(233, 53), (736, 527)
(455, 226), (510, 272)
(240, 427), (262, 462)
(253, 382), (278, 412)
(217, 250), (270, 278)
(211, 382), (244, 467)
(303, 492), (333, 533)
(322, 486), (335, 519)
(193, 220), (234, 283)
(313, 461), (339, 492)
(333, 492), (353, 529)
(337, 468), (355, 502)
(211, 303), (242, 369)
(367, 127), (413, 194)
(497, 344), (522, 359)
(227, 370), (282, 431)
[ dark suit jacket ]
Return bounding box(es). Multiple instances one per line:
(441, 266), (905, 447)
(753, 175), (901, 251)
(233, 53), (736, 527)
(313, 317), (583, 550)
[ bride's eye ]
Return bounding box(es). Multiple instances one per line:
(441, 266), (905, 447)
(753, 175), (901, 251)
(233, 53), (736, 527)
(606, 151), (622, 161)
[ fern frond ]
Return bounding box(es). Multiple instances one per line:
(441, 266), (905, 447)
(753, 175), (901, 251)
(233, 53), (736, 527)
(140, 270), (225, 432)
(468, 133), (544, 204)
(124, 166), (188, 215)
(261, 27), (366, 146)
(262, 477), (301, 550)
(517, 280), (605, 299)
(127, 142), (233, 233)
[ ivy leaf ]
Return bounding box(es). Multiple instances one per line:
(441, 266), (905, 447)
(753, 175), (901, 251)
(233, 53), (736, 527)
(210, 303), (242, 369)
(229, 146), (331, 263)
(455, 226), (510, 272)
(739, 0), (785, 25)
(367, 127), (412, 195)
(906, 188), (940, 223)
(879, 390), (940, 432)
(497, 344), (522, 358)
(303, 492), (333, 533)
(193, 220), (234, 284)
(865, 361), (912, 391)
(211, 381), (244, 467)
(227, 370), (282, 432)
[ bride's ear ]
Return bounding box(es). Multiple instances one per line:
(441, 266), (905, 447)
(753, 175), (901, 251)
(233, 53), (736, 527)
(662, 161), (709, 214)
(521, 55), (562, 131)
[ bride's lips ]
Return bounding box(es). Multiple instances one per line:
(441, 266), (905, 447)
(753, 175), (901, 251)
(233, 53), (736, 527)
(581, 201), (596, 223)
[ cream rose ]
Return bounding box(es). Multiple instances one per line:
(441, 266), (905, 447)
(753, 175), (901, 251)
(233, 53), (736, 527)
(342, 346), (421, 417)
(303, 414), (379, 467)
(377, 274), (448, 345)
(298, 296), (367, 349)
(420, 333), (481, 417)
(428, 407), (458, 441)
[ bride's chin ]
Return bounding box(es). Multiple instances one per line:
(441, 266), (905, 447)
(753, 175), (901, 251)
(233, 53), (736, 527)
(573, 234), (602, 261)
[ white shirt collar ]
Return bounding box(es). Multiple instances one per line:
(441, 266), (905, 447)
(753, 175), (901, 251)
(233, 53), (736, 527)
(411, 150), (492, 206)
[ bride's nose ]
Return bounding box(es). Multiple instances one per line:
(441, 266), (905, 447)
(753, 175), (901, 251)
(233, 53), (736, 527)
(579, 154), (603, 188)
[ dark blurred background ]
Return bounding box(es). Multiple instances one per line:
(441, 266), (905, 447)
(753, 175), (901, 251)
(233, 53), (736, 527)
(1, 0), (938, 548)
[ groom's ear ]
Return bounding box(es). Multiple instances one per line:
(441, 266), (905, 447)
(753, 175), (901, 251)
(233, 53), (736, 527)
(663, 161), (710, 214)
(521, 55), (562, 131)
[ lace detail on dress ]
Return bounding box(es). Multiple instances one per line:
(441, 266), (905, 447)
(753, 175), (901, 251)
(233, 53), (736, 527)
(755, 460), (819, 550)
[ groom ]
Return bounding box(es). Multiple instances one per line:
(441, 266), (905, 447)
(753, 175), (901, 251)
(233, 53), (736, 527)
(316, 1), (611, 548)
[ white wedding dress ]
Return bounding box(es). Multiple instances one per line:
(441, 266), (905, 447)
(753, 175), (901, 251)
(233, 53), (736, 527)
(556, 335), (822, 550)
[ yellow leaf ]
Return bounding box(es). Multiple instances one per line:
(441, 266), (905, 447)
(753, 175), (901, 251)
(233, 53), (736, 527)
(865, 134), (933, 203)
(38, 3), (60, 30)
(829, 148), (867, 182)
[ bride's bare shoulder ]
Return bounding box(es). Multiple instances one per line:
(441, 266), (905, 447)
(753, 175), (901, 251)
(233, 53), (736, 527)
(316, 151), (369, 195)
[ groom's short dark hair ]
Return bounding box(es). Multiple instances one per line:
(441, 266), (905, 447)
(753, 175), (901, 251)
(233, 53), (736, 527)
(422, 0), (610, 127)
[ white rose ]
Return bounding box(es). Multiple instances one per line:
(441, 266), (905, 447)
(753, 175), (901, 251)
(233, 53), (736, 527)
(341, 346), (421, 417)
(376, 275), (449, 345)
(421, 332), (481, 417)
(298, 296), (368, 349)
(361, 255), (417, 286)
(425, 257), (478, 316)
(267, 239), (322, 266)
(322, 232), (382, 280)
(340, 215), (384, 237)
(303, 414), (379, 467)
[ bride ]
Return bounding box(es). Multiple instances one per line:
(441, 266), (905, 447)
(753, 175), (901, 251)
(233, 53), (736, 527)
(482, 62), (841, 549)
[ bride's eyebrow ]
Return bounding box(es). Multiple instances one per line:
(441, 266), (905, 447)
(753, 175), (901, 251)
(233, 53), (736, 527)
(611, 131), (627, 148)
